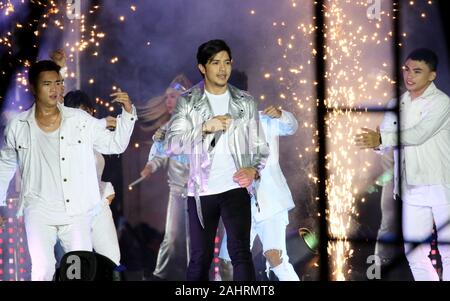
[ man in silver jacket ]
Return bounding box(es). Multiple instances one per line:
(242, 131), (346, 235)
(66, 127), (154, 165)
(165, 39), (269, 281)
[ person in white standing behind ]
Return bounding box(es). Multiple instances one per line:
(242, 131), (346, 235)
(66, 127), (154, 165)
(219, 105), (300, 281)
(0, 60), (136, 280)
(63, 90), (121, 266)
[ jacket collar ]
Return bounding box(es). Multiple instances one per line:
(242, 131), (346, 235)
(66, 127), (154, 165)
(188, 81), (247, 112)
(407, 81), (438, 101)
(19, 102), (76, 123)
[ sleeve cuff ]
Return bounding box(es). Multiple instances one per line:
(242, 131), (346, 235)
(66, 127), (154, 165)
(103, 182), (115, 198)
(147, 161), (158, 173)
(380, 131), (395, 148)
(279, 110), (289, 122)
(120, 105), (137, 122)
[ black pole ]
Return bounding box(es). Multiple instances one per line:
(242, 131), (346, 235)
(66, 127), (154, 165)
(314, 0), (329, 281)
(392, 0), (403, 258)
(437, 0), (450, 74)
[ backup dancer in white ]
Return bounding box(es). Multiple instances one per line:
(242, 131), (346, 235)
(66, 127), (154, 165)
(219, 106), (300, 281)
(0, 61), (136, 280)
(356, 48), (450, 281)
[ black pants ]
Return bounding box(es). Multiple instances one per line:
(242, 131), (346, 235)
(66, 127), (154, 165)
(187, 188), (255, 281)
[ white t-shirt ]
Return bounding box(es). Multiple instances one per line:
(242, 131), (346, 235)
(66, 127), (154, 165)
(26, 121), (71, 224)
(199, 90), (240, 196)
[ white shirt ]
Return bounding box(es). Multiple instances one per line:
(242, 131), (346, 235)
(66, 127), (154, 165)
(379, 82), (450, 205)
(26, 122), (71, 224)
(195, 90), (239, 196)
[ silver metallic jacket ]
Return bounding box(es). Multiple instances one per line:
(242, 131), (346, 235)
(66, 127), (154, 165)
(165, 81), (269, 227)
(149, 122), (189, 194)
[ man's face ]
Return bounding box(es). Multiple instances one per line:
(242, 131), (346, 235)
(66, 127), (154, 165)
(198, 50), (232, 90)
(402, 59), (436, 95)
(33, 71), (63, 107)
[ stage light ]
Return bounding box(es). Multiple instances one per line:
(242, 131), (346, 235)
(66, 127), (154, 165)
(286, 227), (319, 280)
(299, 228), (319, 254)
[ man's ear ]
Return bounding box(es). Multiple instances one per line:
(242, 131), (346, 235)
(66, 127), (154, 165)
(429, 71), (437, 82)
(197, 64), (206, 76)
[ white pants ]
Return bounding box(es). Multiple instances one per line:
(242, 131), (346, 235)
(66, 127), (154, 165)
(251, 211), (290, 255)
(403, 202), (450, 281)
(375, 178), (402, 263)
(24, 212), (92, 281)
(220, 210), (299, 280)
(91, 204), (121, 265)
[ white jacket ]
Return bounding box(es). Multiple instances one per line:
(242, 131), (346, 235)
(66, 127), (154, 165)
(0, 103), (136, 216)
(253, 110), (298, 222)
(380, 82), (450, 187)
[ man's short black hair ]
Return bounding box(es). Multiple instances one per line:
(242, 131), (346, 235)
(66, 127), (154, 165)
(196, 39), (232, 66)
(28, 60), (61, 89)
(406, 48), (438, 71)
(64, 90), (94, 111)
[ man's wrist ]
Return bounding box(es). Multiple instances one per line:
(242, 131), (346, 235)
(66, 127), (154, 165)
(202, 122), (210, 134)
(251, 167), (259, 180)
